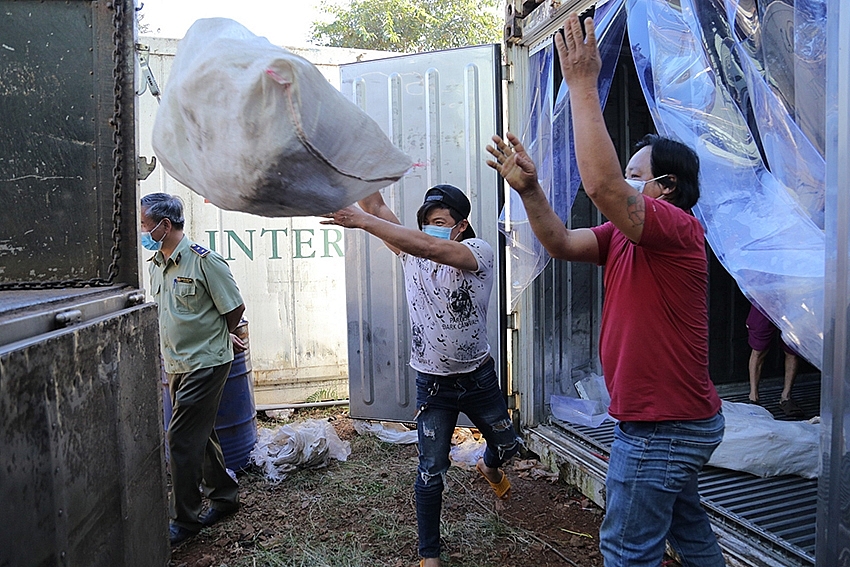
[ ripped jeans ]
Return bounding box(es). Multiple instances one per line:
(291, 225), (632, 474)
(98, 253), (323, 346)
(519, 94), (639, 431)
(414, 357), (521, 558)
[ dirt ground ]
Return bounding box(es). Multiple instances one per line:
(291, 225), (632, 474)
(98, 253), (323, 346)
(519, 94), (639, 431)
(169, 409), (604, 567)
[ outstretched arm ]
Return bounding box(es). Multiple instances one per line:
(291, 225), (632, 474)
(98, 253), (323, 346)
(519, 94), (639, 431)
(486, 133), (599, 263)
(322, 194), (479, 271)
(556, 13), (646, 243)
(355, 191), (403, 255)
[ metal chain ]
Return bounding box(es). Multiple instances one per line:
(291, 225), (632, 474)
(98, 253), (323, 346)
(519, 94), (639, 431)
(0, 1), (126, 291)
(100, 0), (126, 285)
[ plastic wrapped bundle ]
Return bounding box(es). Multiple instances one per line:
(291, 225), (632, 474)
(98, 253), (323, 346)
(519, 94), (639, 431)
(152, 18), (413, 217)
(249, 419), (351, 483)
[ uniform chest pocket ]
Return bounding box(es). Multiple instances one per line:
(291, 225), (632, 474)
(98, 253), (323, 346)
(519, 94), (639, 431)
(173, 280), (197, 313)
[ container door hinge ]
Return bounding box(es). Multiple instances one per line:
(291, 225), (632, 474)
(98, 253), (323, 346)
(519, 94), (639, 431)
(507, 392), (521, 410)
(127, 291), (146, 306)
(506, 311), (519, 330)
(55, 309), (83, 328)
(138, 155), (157, 181)
(502, 62), (514, 84)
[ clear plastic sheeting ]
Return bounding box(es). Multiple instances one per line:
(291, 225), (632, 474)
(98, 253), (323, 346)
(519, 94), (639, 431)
(551, 395), (611, 428)
(626, 0), (825, 368)
(550, 373), (612, 428)
(352, 420), (488, 467)
(352, 419), (418, 444)
(500, 0), (626, 308)
(722, 0), (826, 229)
(500, 44), (554, 308)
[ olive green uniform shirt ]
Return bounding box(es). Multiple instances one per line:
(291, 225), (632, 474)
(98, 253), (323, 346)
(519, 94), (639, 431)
(149, 235), (243, 374)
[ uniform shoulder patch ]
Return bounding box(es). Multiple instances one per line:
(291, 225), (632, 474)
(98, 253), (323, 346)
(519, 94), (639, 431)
(190, 243), (211, 257)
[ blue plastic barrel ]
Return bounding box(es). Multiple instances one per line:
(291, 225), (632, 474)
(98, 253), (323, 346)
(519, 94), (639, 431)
(214, 322), (258, 471)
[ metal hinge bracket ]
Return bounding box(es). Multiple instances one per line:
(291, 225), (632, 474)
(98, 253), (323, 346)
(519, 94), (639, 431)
(138, 155), (157, 181)
(507, 392), (521, 410)
(502, 62), (515, 84)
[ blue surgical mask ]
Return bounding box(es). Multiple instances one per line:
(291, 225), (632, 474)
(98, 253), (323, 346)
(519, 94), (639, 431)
(141, 219), (164, 251)
(423, 223), (457, 240)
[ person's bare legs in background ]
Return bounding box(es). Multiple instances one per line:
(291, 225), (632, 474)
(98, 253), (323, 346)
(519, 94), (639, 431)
(746, 303), (804, 418)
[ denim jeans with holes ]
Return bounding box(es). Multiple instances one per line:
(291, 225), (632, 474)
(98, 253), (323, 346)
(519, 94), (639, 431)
(600, 411), (726, 567)
(414, 357), (521, 559)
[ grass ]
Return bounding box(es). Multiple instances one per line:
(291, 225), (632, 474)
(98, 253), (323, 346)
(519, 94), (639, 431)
(184, 408), (592, 567)
(224, 414), (425, 567)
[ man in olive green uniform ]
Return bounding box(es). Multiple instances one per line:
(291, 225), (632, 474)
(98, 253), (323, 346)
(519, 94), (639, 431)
(141, 193), (246, 546)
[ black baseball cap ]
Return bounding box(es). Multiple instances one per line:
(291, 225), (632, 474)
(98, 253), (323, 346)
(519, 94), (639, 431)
(423, 184), (471, 219)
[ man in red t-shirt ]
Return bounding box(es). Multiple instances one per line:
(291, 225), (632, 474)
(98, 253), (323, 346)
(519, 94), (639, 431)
(487, 13), (725, 567)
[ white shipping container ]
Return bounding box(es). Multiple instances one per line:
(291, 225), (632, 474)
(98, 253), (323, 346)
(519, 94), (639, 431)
(136, 37), (395, 406)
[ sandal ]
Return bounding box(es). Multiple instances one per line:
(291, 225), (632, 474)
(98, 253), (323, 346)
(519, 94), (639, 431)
(779, 397), (805, 419)
(476, 461), (511, 500)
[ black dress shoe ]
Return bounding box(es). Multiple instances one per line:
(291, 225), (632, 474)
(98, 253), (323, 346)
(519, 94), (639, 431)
(169, 523), (198, 546)
(200, 505), (238, 527)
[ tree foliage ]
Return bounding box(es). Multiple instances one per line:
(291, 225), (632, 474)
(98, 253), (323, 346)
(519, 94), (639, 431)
(311, 0), (502, 53)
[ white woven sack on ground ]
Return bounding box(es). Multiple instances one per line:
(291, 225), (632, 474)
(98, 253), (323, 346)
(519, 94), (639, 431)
(708, 400), (820, 478)
(152, 18), (413, 217)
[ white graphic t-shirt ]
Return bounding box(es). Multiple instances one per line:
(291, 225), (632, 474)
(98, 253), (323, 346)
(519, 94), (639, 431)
(399, 238), (494, 375)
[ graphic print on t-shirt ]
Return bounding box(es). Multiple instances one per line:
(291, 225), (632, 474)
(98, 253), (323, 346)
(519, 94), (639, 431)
(411, 323), (426, 359)
(400, 239), (494, 375)
(448, 279), (474, 323)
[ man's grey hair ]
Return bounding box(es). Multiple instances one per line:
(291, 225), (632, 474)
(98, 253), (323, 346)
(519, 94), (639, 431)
(141, 193), (185, 229)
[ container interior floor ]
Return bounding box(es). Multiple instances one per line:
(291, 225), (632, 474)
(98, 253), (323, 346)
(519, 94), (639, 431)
(553, 373), (822, 566)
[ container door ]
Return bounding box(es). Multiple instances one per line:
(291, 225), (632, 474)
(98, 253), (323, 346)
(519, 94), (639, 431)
(340, 45), (503, 423)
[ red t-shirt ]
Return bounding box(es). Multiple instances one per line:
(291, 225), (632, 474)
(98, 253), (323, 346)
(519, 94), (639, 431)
(590, 198), (721, 421)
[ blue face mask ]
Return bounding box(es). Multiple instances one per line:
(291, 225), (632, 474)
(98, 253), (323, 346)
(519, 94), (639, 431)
(140, 219), (164, 251)
(423, 223), (458, 240)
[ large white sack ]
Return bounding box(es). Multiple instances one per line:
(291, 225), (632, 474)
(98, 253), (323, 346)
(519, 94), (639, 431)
(152, 18), (413, 217)
(708, 400), (820, 479)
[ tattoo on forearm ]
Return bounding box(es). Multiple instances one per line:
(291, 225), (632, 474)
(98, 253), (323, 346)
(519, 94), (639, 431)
(627, 194), (646, 227)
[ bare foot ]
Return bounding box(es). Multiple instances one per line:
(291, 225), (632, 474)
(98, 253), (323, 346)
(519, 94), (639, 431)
(476, 458), (503, 484)
(420, 558), (442, 567)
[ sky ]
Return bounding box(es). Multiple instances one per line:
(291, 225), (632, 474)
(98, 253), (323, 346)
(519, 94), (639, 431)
(137, 0), (339, 46)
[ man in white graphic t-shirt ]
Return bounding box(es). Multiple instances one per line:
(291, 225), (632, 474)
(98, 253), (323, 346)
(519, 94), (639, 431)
(323, 185), (521, 567)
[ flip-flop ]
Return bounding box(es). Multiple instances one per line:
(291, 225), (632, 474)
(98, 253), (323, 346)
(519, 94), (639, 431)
(779, 397), (805, 419)
(476, 462), (511, 500)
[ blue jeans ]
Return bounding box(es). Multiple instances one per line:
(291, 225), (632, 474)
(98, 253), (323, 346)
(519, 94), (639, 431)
(600, 412), (726, 567)
(414, 358), (521, 559)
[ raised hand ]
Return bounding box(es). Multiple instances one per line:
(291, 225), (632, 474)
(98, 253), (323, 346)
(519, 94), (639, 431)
(553, 13), (601, 91)
(486, 132), (540, 195)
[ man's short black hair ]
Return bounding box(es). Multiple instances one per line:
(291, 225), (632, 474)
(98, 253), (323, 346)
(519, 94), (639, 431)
(635, 134), (701, 211)
(141, 192), (185, 230)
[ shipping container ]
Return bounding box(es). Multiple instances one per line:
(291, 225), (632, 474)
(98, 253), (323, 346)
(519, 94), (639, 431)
(339, 0), (850, 566)
(0, 0), (167, 564)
